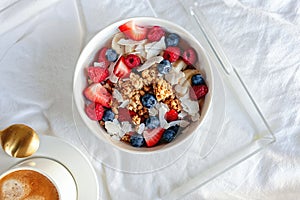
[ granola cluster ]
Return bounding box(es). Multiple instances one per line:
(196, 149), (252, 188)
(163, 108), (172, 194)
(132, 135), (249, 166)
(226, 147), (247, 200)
(164, 98), (182, 112)
(154, 78), (174, 102)
(128, 92), (149, 125)
(141, 67), (158, 86)
(115, 68), (178, 125)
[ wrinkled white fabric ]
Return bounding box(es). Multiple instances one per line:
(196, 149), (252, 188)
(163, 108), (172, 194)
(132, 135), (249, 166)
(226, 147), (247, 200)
(0, 0), (300, 199)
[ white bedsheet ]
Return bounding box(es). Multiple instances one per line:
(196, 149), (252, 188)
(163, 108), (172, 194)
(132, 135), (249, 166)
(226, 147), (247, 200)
(0, 0), (299, 199)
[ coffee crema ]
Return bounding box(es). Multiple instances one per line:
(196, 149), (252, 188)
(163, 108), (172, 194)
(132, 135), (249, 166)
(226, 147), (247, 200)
(0, 169), (59, 200)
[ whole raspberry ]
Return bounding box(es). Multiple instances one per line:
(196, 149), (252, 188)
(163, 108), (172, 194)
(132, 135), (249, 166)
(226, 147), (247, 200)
(85, 103), (105, 121)
(182, 48), (197, 65)
(189, 85), (208, 100)
(147, 26), (165, 42)
(163, 46), (181, 63)
(165, 109), (178, 122)
(87, 66), (109, 83)
(124, 54), (141, 69)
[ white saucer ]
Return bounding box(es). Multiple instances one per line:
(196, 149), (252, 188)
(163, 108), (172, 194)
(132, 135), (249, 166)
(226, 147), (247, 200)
(0, 135), (99, 200)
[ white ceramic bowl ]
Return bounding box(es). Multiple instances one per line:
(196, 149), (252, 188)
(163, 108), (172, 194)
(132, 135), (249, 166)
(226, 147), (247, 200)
(73, 17), (213, 154)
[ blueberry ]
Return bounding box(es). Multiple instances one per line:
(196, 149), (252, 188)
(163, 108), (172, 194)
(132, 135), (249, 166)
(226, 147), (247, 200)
(162, 129), (176, 143)
(130, 133), (144, 147)
(165, 33), (180, 47)
(145, 116), (160, 129)
(169, 125), (180, 133)
(162, 125), (180, 143)
(141, 93), (157, 109)
(105, 48), (118, 62)
(102, 109), (115, 122)
(191, 74), (205, 85)
(157, 59), (171, 74)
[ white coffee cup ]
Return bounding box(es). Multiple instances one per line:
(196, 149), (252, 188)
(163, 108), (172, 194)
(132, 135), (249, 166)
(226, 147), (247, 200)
(0, 157), (77, 200)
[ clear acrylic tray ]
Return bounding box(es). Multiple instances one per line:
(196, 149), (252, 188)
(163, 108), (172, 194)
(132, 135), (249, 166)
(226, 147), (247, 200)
(72, 0), (275, 199)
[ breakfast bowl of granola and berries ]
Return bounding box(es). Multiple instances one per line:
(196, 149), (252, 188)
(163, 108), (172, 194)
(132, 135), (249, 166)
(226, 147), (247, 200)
(73, 17), (213, 153)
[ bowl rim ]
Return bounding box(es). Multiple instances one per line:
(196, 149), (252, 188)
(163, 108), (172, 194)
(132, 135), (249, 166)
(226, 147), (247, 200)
(72, 16), (215, 155)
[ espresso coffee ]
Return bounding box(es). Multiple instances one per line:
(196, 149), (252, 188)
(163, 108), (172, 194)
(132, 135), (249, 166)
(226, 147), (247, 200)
(0, 169), (59, 200)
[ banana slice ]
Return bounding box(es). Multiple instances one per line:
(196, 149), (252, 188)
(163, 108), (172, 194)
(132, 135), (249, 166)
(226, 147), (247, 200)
(172, 59), (187, 73)
(175, 84), (188, 97)
(125, 45), (135, 54)
(111, 32), (125, 54)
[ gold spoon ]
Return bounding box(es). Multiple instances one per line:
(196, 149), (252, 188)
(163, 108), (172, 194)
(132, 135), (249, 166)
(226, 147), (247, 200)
(0, 124), (40, 158)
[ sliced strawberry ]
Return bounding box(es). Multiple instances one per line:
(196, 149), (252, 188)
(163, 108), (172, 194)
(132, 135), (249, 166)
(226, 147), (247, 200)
(118, 108), (132, 122)
(165, 109), (178, 122)
(98, 47), (108, 62)
(97, 47), (110, 68)
(87, 66), (109, 83)
(83, 83), (112, 108)
(118, 21), (148, 41)
(143, 127), (165, 147)
(113, 56), (131, 78)
(85, 103), (105, 121)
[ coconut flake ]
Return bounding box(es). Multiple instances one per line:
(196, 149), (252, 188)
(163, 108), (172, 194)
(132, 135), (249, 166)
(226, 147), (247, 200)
(175, 84), (188, 97)
(125, 45), (135, 54)
(119, 99), (129, 108)
(118, 38), (147, 46)
(121, 122), (133, 135)
(191, 113), (200, 122)
(158, 103), (169, 129)
(135, 44), (146, 59)
(145, 36), (166, 59)
(105, 120), (122, 136)
(158, 102), (167, 110)
(111, 134), (120, 140)
(180, 92), (190, 101)
(163, 123), (170, 129)
(137, 56), (163, 72)
(137, 123), (145, 134)
(165, 69), (185, 85)
(180, 120), (190, 127)
(94, 61), (106, 67)
(178, 111), (188, 119)
(168, 120), (190, 128)
(109, 73), (119, 83)
(180, 99), (199, 115)
(149, 107), (158, 116)
(112, 89), (124, 102)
